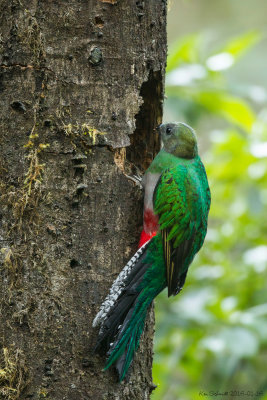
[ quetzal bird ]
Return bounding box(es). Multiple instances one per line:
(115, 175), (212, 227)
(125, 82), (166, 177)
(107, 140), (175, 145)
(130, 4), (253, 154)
(93, 122), (211, 381)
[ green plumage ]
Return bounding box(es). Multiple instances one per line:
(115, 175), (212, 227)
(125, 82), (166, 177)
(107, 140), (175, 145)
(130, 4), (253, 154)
(104, 235), (166, 381)
(95, 122), (211, 381)
(153, 155), (210, 296)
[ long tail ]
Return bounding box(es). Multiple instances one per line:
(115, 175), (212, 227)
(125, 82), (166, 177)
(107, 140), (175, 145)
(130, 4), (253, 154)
(93, 235), (166, 381)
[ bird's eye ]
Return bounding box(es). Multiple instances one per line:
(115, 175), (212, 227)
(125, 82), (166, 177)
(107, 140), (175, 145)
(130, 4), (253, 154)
(166, 127), (172, 135)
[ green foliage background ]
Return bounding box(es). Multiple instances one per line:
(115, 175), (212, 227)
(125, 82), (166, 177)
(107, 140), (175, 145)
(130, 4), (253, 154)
(152, 3), (267, 399)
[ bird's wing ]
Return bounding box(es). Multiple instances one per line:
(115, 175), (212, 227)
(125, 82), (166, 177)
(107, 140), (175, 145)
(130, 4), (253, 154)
(153, 165), (202, 296)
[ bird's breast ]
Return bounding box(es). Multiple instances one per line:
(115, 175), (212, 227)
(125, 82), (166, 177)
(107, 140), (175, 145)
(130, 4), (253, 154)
(143, 172), (161, 234)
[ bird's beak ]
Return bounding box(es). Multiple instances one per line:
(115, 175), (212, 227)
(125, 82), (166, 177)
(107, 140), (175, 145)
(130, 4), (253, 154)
(156, 124), (162, 134)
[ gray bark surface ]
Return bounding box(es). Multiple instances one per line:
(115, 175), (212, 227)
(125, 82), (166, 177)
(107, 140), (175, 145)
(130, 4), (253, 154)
(0, 0), (166, 398)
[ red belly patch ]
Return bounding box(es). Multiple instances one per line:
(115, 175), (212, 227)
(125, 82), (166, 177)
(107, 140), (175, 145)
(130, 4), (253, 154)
(138, 208), (159, 248)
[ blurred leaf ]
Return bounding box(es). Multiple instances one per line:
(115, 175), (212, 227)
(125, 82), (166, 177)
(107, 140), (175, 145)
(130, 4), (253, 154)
(191, 91), (256, 131)
(206, 32), (260, 72)
(201, 327), (259, 357)
(166, 34), (201, 72)
(166, 88), (256, 131)
(206, 52), (234, 71)
(221, 31), (261, 59)
(166, 64), (206, 86)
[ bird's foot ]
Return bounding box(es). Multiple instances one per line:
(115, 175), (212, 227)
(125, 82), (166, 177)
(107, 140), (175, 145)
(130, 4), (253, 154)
(125, 174), (143, 189)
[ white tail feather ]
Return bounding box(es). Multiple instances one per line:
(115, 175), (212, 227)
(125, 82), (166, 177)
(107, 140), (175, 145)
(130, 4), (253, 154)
(92, 240), (150, 328)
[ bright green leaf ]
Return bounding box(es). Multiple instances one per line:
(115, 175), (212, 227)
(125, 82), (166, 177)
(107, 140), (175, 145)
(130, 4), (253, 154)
(191, 91), (256, 131)
(222, 31), (261, 59)
(166, 34), (201, 72)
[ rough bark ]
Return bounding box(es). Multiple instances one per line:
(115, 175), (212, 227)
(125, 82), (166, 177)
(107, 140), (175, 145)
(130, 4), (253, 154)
(0, 0), (166, 399)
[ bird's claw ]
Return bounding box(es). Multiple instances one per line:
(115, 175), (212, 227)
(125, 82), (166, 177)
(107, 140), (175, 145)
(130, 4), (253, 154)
(125, 174), (143, 189)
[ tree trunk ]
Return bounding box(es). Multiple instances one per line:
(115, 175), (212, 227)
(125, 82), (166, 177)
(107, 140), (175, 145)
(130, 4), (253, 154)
(0, 0), (166, 399)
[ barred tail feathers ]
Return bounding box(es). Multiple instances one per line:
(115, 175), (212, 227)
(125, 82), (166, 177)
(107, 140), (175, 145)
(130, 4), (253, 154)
(92, 240), (150, 329)
(94, 235), (166, 380)
(94, 244), (150, 356)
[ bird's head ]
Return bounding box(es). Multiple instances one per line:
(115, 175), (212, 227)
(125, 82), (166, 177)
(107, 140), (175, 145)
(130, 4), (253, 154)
(158, 122), (198, 159)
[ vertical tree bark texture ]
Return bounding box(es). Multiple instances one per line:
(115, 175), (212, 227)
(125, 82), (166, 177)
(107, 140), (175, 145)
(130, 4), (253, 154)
(0, 1), (166, 399)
